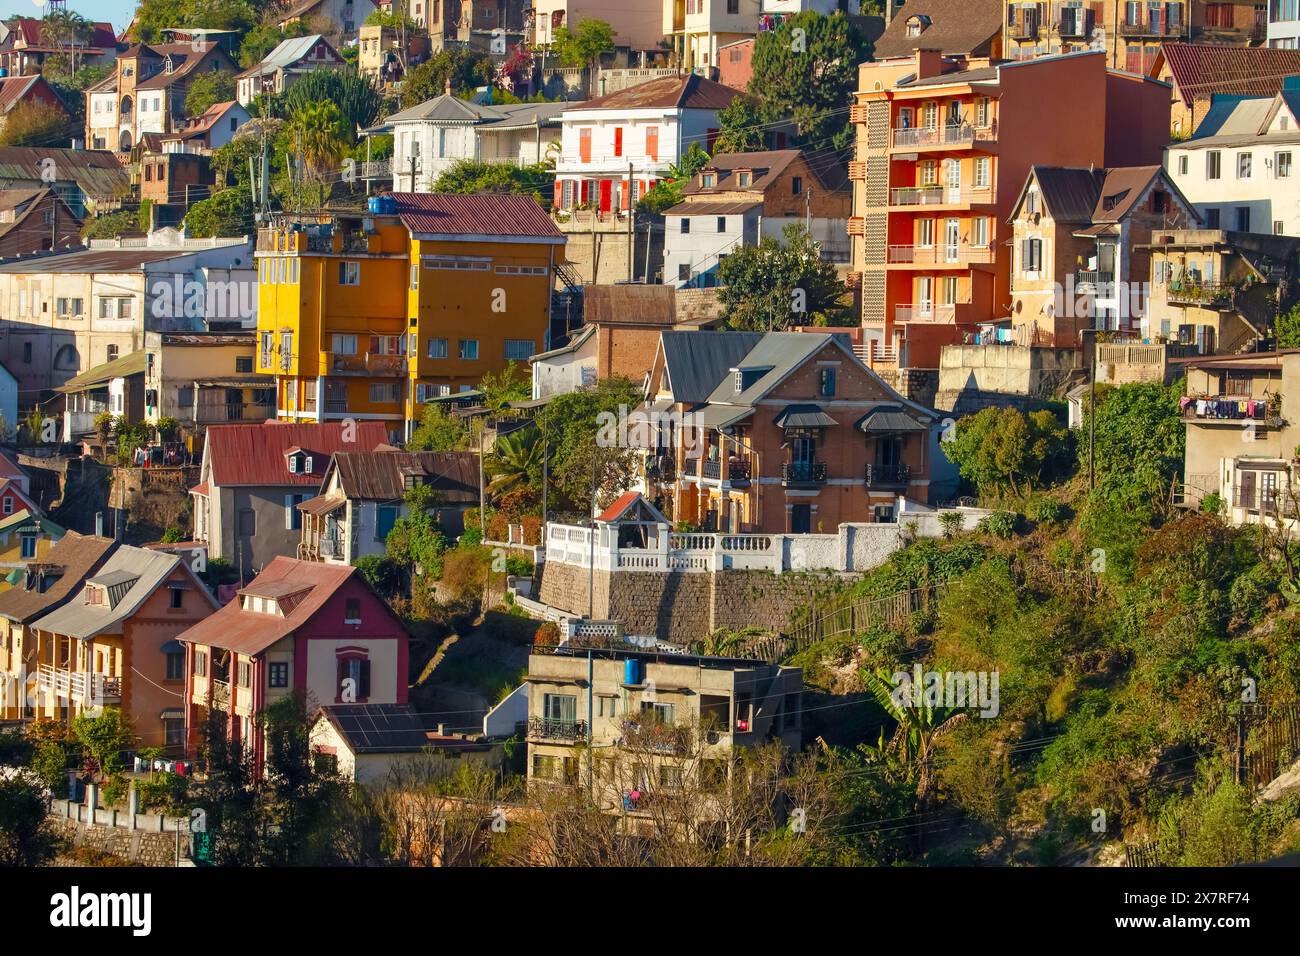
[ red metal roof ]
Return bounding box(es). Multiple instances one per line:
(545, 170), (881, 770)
(392, 193), (561, 239)
(1159, 43), (1300, 107)
(5, 17), (116, 51)
(570, 73), (744, 112)
(203, 421), (389, 488)
(597, 491), (642, 523)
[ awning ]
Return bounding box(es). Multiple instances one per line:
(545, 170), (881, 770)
(4, 568), (22, 585)
(159, 708), (184, 720)
(189, 483), (209, 496)
(856, 406), (928, 434)
(298, 495), (345, 516)
(1234, 458), (1289, 471)
(695, 405), (754, 430)
(773, 404), (838, 428)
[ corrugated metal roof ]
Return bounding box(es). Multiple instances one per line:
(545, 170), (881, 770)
(30, 545), (209, 641)
(239, 33), (339, 78)
(331, 450), (478, 503)
(202, 421), (390, 488)
(856, 406), (928, 433)
(664, 200), (762, 216)
(176, 556), (402, 657)
(568, 74), (743, 112)
(773, 404), (839, 428)
(0, 531), (115, 624)
(1160, 43), (1300, 108)
(0, 246), (200, 274)
(704, 332), (830, 406)
(55, 351), (146, 393)
(659, 331), (764, 404)
(393, 192), (562, 239)
(0, 146), (129, 204)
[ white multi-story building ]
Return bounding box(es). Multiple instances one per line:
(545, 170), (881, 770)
(1166, 85), (1300, 237)
(553, 73), (741, 214)
(1269, 0), (1300, 47)
(664, 0), (859, 71)
(534, 0), (666, 51)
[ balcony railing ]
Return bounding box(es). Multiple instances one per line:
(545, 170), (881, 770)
(1166, 280), (1232, 306)
(619, 718), (691, 755)
(782, 460), (827, 485)
(891, 122), (995, 149)
(887, 244), (995, 265)
(646, 453), (676, 481)
(1075, 270), (1115, 289)
(37, 664), (121, 704)
(527, 716), (587, 742)
(196, 402), (275, 424)
(895, 303), (967, 323)
(889, 185), (993, 206)
(212, 678), (230, 710)
(865, 463), (912, 487)
(699, 458), (752, 482)
(1183, 395), (1281, 425)
(1119, 19), (1182, 37)
(328, 352), (408, 375)
(319, 535), (344, 559)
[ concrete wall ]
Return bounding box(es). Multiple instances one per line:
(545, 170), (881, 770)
(936, 344), (1082, 414)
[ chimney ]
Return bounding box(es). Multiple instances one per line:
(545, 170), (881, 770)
(444, 77), (452, 96)
(95, 512), (103, 537)
(913, 48), (943, 81)
(437, 723), (447, 736)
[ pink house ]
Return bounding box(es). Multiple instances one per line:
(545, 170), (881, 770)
(177, 556), (409, 772)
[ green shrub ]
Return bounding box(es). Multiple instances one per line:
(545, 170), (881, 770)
(1030, 498), (1066, 525)
(1201, 492), (1225, 515)
(938, 510), (965, 539)
(977, 511), (1019, 539)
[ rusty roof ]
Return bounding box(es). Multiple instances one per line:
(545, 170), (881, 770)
(330, 450), (478, 503)
(569, 73), (744, 112)
(582, 284), (678, 327)
(392, 192), (562, 240)
(202, 421), (390, 488)
(1158, 42), (1300, 107)
(0, 75), (65, 116)
(0, 532), (116, 624)
(176, 556), (403, 657)
(0, 146), (129, 204)
(664, 199), (763, 216)
(873, 0), (1002, 59)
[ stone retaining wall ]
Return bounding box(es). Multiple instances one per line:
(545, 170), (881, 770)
(48, 798), (192, 866)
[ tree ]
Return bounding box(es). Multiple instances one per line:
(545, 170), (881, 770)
(552, 19), (616, 74)
(400, 48), (495, 108)
(637, 142), (710, 215)
(535, 377), (644, 510)
(1080, 379), (1185, 501)
(409, 403), (471, 452)
(0, 100), (71, 147)
(239, 19), (310, 69)
(0, 771), (60, 866)
(487, 424), (543, 499)
(185, 70), (238, 118)
(717, 223), (850, 329)
(748, 12), (871, 151)
(1276, 302), (1300, 348)
(385, 484), (450, 588)
(431, 159), (553, 204)
(941, 406), (1071, 497)
(184, 185), (251, 237)
(280, 69), (383, 140)
(72, 708), (135, 780)
(288, 101), (349, 209)
(82, 208), (147, 241)
(37, 10), (93, 79)
(713, 95), (766, 154)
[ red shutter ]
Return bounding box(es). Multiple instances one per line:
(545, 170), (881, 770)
(579, 128), (591, 163)
(614, 127), (623, 157)
(646, 127), (658, 162)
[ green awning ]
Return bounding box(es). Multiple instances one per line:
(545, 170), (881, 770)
(5, 568), (23, 584)
(856, 406), (928, 434)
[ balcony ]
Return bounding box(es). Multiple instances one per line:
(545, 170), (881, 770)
(527, 716), (587, 743)
(1008, 16), (1041, 40)
(855, 343), (899, 367)
(327, 352), (409, 376)
(1182, 395), (1282, 428)
(646, 453), (676, 482)
(781, 460), (827, 486)
(211, 678), (230, 710)
(887, 244), (995, 265)
(699, 458), (752, 484)
(1075, 270), (1115, 290)
(37, 664), (120, 704)
(619, 718), (691, 755)
(1166, 280), (1233, 307)
(319, 535), (344, 559)
(196, 402), (275, 424)
(895, 302), (967, 323)
(865, 463), (912, 488)
(1119, 19), (1182, 37)
(889, 185), (993, 206)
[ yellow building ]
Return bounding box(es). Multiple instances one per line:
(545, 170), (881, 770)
(0, 511), (63, 592)
(256, 194), (565, 440)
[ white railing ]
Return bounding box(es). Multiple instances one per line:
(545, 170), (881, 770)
(37, 664), (121, 704)
(890, 185), (994, 206)
(896, 303), (961, 323)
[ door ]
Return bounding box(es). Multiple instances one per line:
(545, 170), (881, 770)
(916, 276), (933, 318)
(944, 159), (961, 203)
(944, 218), (960, 262)
(578, 128), (591, 163)
(598, 179), (612, 213)
(791, 504), (811, 534)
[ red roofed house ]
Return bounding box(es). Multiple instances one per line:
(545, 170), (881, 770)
(0, 478), (40, 522)
(190, 421), (390, 578)
(0, 74), (70, 137)
(1152, 43), (1300, 137)
(0, 17), (119, 77)
(0, 187), (80, 258)
(178, 555), (410, 772)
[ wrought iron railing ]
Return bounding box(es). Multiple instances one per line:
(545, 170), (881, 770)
(865, 463), (912, 486)
(782, 461), (827, 484)
(527, 716), (587, 742)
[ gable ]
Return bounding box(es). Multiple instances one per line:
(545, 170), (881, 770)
(765, 340), (908, 405)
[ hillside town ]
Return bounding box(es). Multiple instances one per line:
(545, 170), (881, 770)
(1, 0), (1300, 888)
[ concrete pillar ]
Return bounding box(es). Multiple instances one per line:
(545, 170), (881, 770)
(128, 783), (140, 830)
(84, 783), (98, 826)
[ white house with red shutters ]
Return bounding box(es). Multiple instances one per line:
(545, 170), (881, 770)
(553, 73), (744, 215)
(177, 556), (410, 773)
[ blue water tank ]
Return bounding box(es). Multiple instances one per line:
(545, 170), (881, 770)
(368, 194), (397, 215)
(624, 658), (642, 686)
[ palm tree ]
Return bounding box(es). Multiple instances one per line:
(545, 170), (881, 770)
(288, 102), (348, 209)
(486, 425), (542, 498)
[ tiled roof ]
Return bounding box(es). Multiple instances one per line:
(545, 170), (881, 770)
(392, 192), (562, 239)
(162, 101), (242, 141)
(201, 421), (390, 488)
(176, 556), (400, 657)
(873, 0), (1002, 60)
(569, 73), (743, 112)
(1159, 43), (1300, 107)
(0, 531), (115, 624)
(664, 199), (762, 216)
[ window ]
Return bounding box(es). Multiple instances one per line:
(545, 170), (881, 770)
(410, 264), (419, 289)
(818, 367), (836, 397)
(20, 535), (36, 559)
(375, 505), (398, 542)
(1238, 152), (1253, 178)
(727, 0), (739, 11)
(369, 382), (401, 403)
(1206, 150), (1221, 179)
(336, 654), (371, 702)
(974, 97), (990, 127)
(737, 171), (751, 187)
(238, 661), (251, 688)
(1276, 220), (1286, 235)
(284, 493), (308, 530)
(974, 156), (991, 188)
(716, 216), (727, 232)
(331, 333), (358, 355)
(544, 693), (578, 725)
(504, 339), (534, 360)
(458, 339), (479, 360)
(106, 344), (119, 362)
(971, 217), (989, 247)
(1021, 238), (1043, 273)
(659, 765), (683, 789)
(919, 160), (938, 186)
(268, 662), (289, 688)
(1178, 154), (1188, 175)
(164, 719), (184, 748)
(195, 651), (207, 678)
(169, 587), (184, 610)
(791, 176), (803, 195)
(56, 297), (83, 316)
(166, 651), (184, 680)
(2, 497), (11, 516)
(597, 695), (617, 717)
(236, 356), (253, 373)
(678, 263), (690, 282)
(680, 218), (690, 234)
(917, 218), (934, 247)
(1278, 151), (1293, 178)
(1236, 206), (1251, 231)
(427, 337), (448, 359)
(1206, 207), (1221, 228)
(345, 597), (361, 624)
(641, 700), (674, 724)
(338, 260), (360, 285)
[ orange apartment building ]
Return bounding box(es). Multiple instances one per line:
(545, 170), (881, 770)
(256, 193), (565, 439)
(848, 48), (1171, 370)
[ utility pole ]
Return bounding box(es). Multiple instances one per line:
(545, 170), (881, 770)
(627, 160), (634, 282)
(1086, 328), (1097, 490)
(587, 443), (596, 619)
(409, 153), (417, 193)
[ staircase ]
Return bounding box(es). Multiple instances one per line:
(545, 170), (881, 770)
(550, 262), (585, 346)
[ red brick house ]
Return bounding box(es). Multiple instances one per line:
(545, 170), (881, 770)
(0, 187), (80, 257)
(178, 557), (410, 771)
